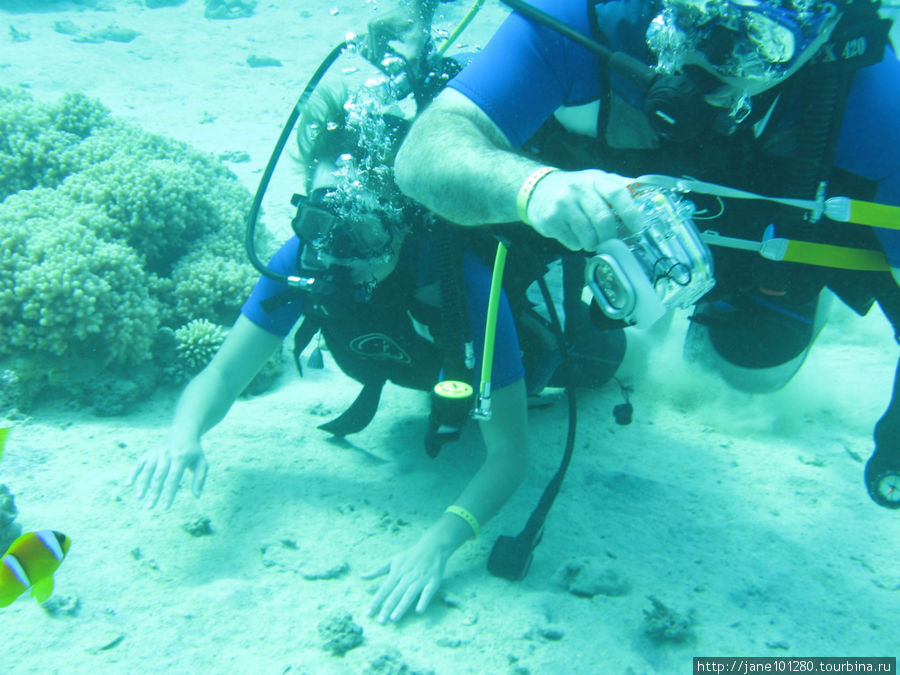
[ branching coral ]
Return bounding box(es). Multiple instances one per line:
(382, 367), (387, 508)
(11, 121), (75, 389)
(168, 240), (256, 328)
(61, 123), (251, 275)
(0, 89), (103, 200)
(1, 188), (154, 364)
(173, 318), (227, 381)
(48, 92), (111, 140)
(0, 89), (269, 411)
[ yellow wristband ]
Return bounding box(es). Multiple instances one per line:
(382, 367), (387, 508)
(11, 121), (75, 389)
(445, 505), (480, 539)
(516, 166), (557, 226)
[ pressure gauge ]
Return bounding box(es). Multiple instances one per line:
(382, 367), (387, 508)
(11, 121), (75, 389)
(873, 471), (900, 508)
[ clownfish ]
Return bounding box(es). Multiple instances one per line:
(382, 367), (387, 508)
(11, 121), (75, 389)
(0, 530), (71, 608)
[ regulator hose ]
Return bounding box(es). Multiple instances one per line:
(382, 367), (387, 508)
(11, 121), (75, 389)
(245, 41), (350, 286)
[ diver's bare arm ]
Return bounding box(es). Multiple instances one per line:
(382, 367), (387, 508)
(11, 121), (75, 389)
(426, 379), (529, 552)
(168, 315), (282, 441)
(394, 89), (545, 226)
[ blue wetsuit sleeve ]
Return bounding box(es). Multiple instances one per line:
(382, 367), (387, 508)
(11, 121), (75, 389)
(240, 237), (305, 337)
(463, 249), (525, 390)
(448, 0), (600, 148)
(834, 47), (900, 266)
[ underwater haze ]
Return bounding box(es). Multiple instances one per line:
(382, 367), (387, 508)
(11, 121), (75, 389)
(1, 1), (899, 673)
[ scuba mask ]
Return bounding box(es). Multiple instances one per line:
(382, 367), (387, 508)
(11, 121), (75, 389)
(647, 0), (840, 88)
(292, 186), (398, 266)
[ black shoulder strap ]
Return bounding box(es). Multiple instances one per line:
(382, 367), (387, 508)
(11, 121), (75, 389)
(291, 315), (321, 376)
(318, 380), (386, 436)
(430, 219), (472, 379)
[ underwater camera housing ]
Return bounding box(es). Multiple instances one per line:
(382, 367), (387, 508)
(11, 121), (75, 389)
(585, 186), (715, 328)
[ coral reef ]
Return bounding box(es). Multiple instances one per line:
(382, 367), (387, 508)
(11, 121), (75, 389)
(642, 595), (695, 644)
(173, 319), (227, 382)
(0, 89), (268, 412)
(4, 197), (157, 364)
(1, 368), (42, 416)
(183, 517), (214, 537)
(318, 612), (364, 656)
(71, 365), (158, 416)
(364, 648), (434, 675)
(168, 238), (256, 327)
(553, 557), (630, 598)
(85, 369), (157, 416)
(41, 594), (81, 617)
(0, 89), (98, 200)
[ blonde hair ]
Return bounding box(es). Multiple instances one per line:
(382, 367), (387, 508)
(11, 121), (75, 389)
(296, 81), (354, 190)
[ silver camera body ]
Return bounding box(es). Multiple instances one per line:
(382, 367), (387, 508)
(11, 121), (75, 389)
(585, 186), (715, 328)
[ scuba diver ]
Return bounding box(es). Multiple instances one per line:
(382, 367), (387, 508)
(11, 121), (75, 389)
(365, 0), (442, 68)
(129, 81), (523, 624)
(130, 2), (627, 622)
(394, 0), (900, 508)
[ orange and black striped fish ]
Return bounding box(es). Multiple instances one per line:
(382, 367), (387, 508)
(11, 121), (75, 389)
(0, 531), (71, 608)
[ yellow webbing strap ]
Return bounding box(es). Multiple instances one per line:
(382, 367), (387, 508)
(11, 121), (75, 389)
(846, 200), (900, 230)
(781, 240), (891, 271)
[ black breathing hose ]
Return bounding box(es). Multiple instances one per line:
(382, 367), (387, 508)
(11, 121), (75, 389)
(245, 41), (350, 286)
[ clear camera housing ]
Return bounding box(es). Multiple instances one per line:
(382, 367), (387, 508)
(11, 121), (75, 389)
(585, 186), (715, 328)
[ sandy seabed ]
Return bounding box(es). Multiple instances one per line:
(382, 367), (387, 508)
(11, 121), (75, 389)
(2, 1), (900, 673)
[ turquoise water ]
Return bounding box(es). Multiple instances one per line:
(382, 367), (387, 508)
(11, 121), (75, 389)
(1, 1), (899, 673)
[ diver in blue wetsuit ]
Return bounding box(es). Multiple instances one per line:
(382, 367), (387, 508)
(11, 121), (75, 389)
(130, 0), (629, 620)
(395, 0), (900, 507)
(129, 80), (532, 623)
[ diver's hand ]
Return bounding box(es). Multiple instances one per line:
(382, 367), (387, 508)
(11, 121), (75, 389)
(128, 435), (208, 509)
(362, 530), (451, 623)
(526, 169), (642, 252)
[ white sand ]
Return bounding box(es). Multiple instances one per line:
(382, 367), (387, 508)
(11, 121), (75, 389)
(2, 1), (899, 672)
